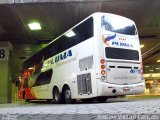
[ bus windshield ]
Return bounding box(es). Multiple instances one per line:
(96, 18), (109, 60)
(101, 15), (137, 35)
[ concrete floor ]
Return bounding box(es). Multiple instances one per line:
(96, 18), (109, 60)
(0, 98), (160, 120)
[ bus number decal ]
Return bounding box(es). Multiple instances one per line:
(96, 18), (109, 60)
(0, 49), (5, 58)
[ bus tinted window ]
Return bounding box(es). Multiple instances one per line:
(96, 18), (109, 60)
(50, 17), (93, 57)
(101, 15), (137, 35)
(23, 17), (93, 70)
(33, 69), (53, 87)
(105, 47), (139, 61)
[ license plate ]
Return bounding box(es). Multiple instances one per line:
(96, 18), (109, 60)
(123, 87), (130, 92)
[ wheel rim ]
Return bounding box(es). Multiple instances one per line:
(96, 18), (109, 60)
(54, 90), (59, 101)
(65, 89), (71, 99)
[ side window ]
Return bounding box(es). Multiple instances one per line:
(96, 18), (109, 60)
(33, 69), (53, 87)
(74, 17), (93, 43)
(49, 17), (94, 57)
(22, 17), (94, 70)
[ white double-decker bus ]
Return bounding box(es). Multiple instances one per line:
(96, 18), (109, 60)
(18, 12), (145, 103)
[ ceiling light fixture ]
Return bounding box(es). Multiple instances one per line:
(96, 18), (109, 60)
(28, 22), (41, 30)
(29, 67), (33, 70)
(145, 66), (149, 67)
(140, 45), (144, 48)
(65, 30), (76, 37)
(157, 60), (160, 62)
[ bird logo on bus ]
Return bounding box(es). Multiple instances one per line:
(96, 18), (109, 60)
(102, 34), (116, 46)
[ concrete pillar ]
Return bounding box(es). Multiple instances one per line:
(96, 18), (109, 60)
(0, 42), (12, 104)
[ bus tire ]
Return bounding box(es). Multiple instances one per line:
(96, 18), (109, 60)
(63, 86), (75, 104)
(96, 97), (107, 103)
(53, 87), (61, 104)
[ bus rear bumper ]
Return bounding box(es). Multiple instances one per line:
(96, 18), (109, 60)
(98, 82), (145, 97)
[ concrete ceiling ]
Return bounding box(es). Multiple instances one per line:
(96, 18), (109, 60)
(0, 0), (159, 78)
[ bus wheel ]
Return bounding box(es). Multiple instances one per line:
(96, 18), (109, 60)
(63, 86), (75, 104)
(96, 97), (107, 103)
(53, 87), (61, 104)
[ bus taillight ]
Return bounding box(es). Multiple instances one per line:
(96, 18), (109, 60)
(100, 59), (105, 64)
(100, 58), (107, 81)
(101, 65), (105, 69)
(101, 70), (106, 75)
(100, 59), (106, 75)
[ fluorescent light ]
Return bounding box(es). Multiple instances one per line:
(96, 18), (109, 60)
(149, 70), (154, 72)
(145, 66), (149, 67)
(65, 30), (76, 37)
(156, 68), (160, 70)
(140, 45), (144, 48)
(29, 67), (33, 70)
(157, 60), (160, 62)
(28, 22), (41, 30)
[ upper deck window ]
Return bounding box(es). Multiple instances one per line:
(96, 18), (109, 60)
(101, 15), (137, 35)
(23, 17), (93, 70)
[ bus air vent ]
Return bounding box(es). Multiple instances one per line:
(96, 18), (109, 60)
(77, 73), (92, 94)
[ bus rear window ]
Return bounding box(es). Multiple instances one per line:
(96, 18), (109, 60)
(105, 47), (139, 61)
(101, 15), (137, 35)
